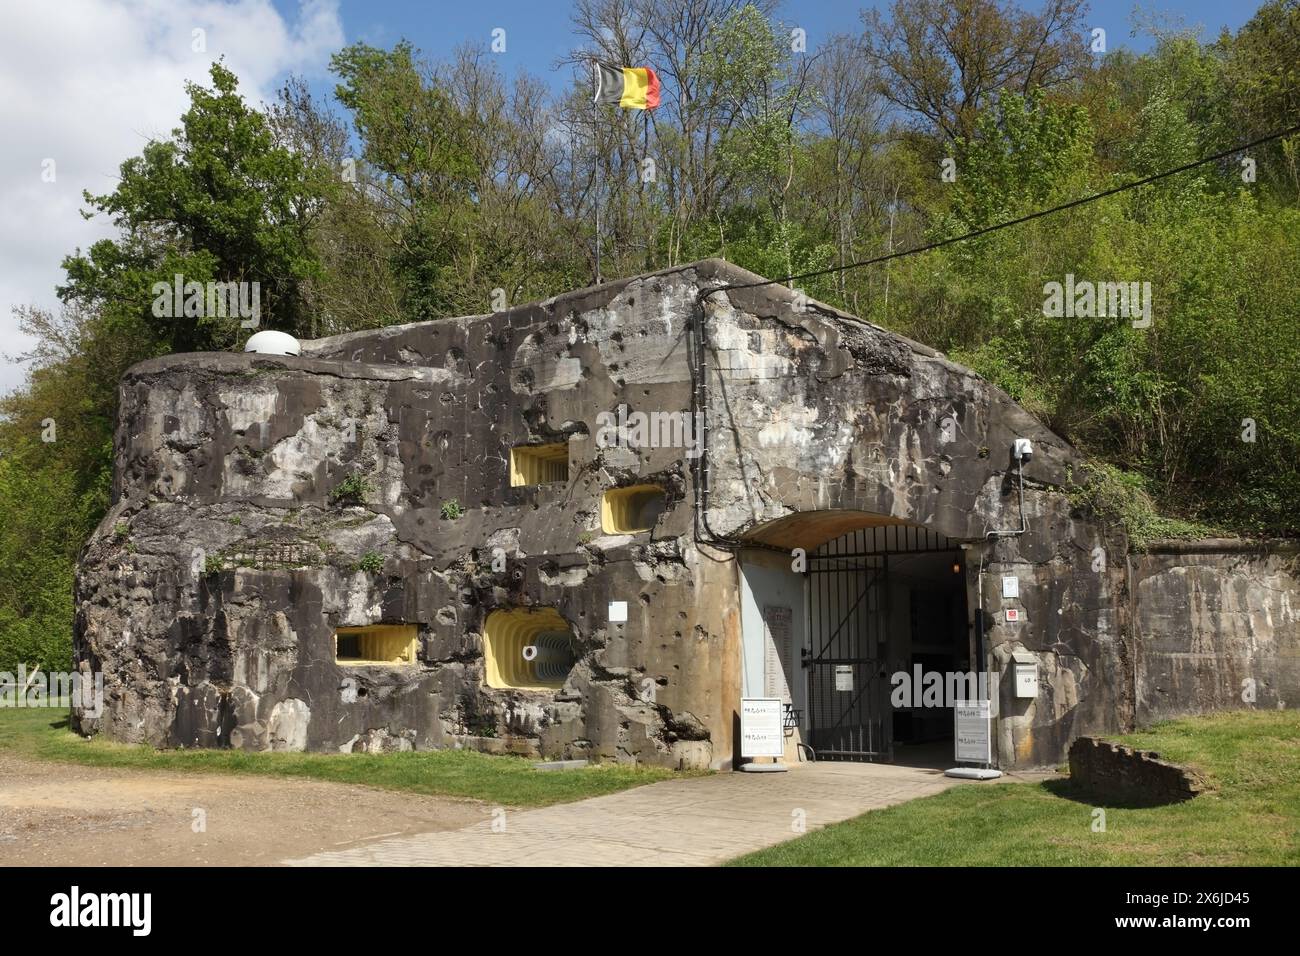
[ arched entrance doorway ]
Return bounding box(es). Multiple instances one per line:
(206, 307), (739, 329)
(736, 512), (972, 764)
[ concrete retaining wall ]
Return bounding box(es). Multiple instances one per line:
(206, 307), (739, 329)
(1068, 736), (1206, 805)
(1130, 539), (1300, 725)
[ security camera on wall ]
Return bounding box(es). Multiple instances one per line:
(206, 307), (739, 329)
(1013, 439), (1034, 462)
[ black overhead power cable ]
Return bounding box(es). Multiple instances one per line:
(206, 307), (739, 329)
(702, 122), (1300, 297)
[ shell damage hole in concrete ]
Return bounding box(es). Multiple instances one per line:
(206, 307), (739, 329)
(601, 485), (666, 534)
(483, 607), (577, 690)
(335, 624), (419, 665)
(509, 442), (569, 487)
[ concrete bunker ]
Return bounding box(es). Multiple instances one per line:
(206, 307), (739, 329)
(72, 258), (1295, 771)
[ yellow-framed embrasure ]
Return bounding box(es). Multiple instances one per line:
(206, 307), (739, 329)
(509, 442), (569, 487)
(482, 607), (576, 690)
(335, 624), (419, 665)
(600, 484), (666, 534)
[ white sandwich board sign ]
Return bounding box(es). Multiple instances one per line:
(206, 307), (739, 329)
(953, 699), (992, 764)
(740, 697), (785, 758)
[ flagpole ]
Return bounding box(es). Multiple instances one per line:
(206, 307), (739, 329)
(642, 109), (650, 272)
(595, 117), (602, 285)
(593, 59), (602, 285)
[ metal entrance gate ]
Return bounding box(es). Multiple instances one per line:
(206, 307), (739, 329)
(802, 524), (958, 762)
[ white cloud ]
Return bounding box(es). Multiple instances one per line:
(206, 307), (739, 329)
(0, 0), (345, 395)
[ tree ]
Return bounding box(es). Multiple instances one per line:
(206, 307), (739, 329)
(0, 303), (115, 672)
(1221, 0), (1300, 197)
(862, 0), (1089, 143)
(946, 89), (1093, 230)
(60, 61), (325, 353)
(330, 42), (481, 319)
(268, 75), (407, 335)
(699, 3), (822, 280)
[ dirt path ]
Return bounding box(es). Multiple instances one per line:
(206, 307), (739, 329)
(0, 751), (489, 866)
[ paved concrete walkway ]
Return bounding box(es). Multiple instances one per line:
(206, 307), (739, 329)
(283, 761), (965, 867)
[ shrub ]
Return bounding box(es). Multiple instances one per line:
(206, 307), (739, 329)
(330, 473), (373, 506)
(355, 550), (385, 574)
(1068, 462), (1219, 550)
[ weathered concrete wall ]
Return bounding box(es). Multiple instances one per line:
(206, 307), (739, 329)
(696, 269), (1129, 767)
(75, 269), (736, 768)
(1131, 540), (1300, 724)
(73, 259), (1127, 769)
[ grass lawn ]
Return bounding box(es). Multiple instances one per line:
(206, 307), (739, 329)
(729, 711), (1300, 866)
(0, 706), (682, 808)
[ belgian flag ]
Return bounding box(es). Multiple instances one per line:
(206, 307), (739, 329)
(593, 62), (661, 110)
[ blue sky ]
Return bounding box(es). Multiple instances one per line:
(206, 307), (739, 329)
(274, 0), (1259, 95)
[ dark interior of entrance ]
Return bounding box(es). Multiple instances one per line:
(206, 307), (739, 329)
(805, 524), (969, 763)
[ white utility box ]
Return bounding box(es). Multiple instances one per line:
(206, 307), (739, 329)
(1010, 650), (1039, 698)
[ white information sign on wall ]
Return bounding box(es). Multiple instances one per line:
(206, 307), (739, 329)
(834, 664), (853, 692)
(740, 697), (785, 758)
(762, 605), (794, 703)
(953, 699), (992, 764)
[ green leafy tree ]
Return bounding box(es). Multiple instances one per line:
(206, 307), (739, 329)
(1220, 0), (1300, 198)
(330, 42), (480, 320)
(60, 60), (324, 353)
(699, 4), (818, 280)
(0, 304), (114, 672)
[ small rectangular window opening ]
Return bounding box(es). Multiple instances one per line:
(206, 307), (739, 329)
(335, 624), (419, 665)
(510, 442), (569, 487)
(601, 484), (667, 534)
